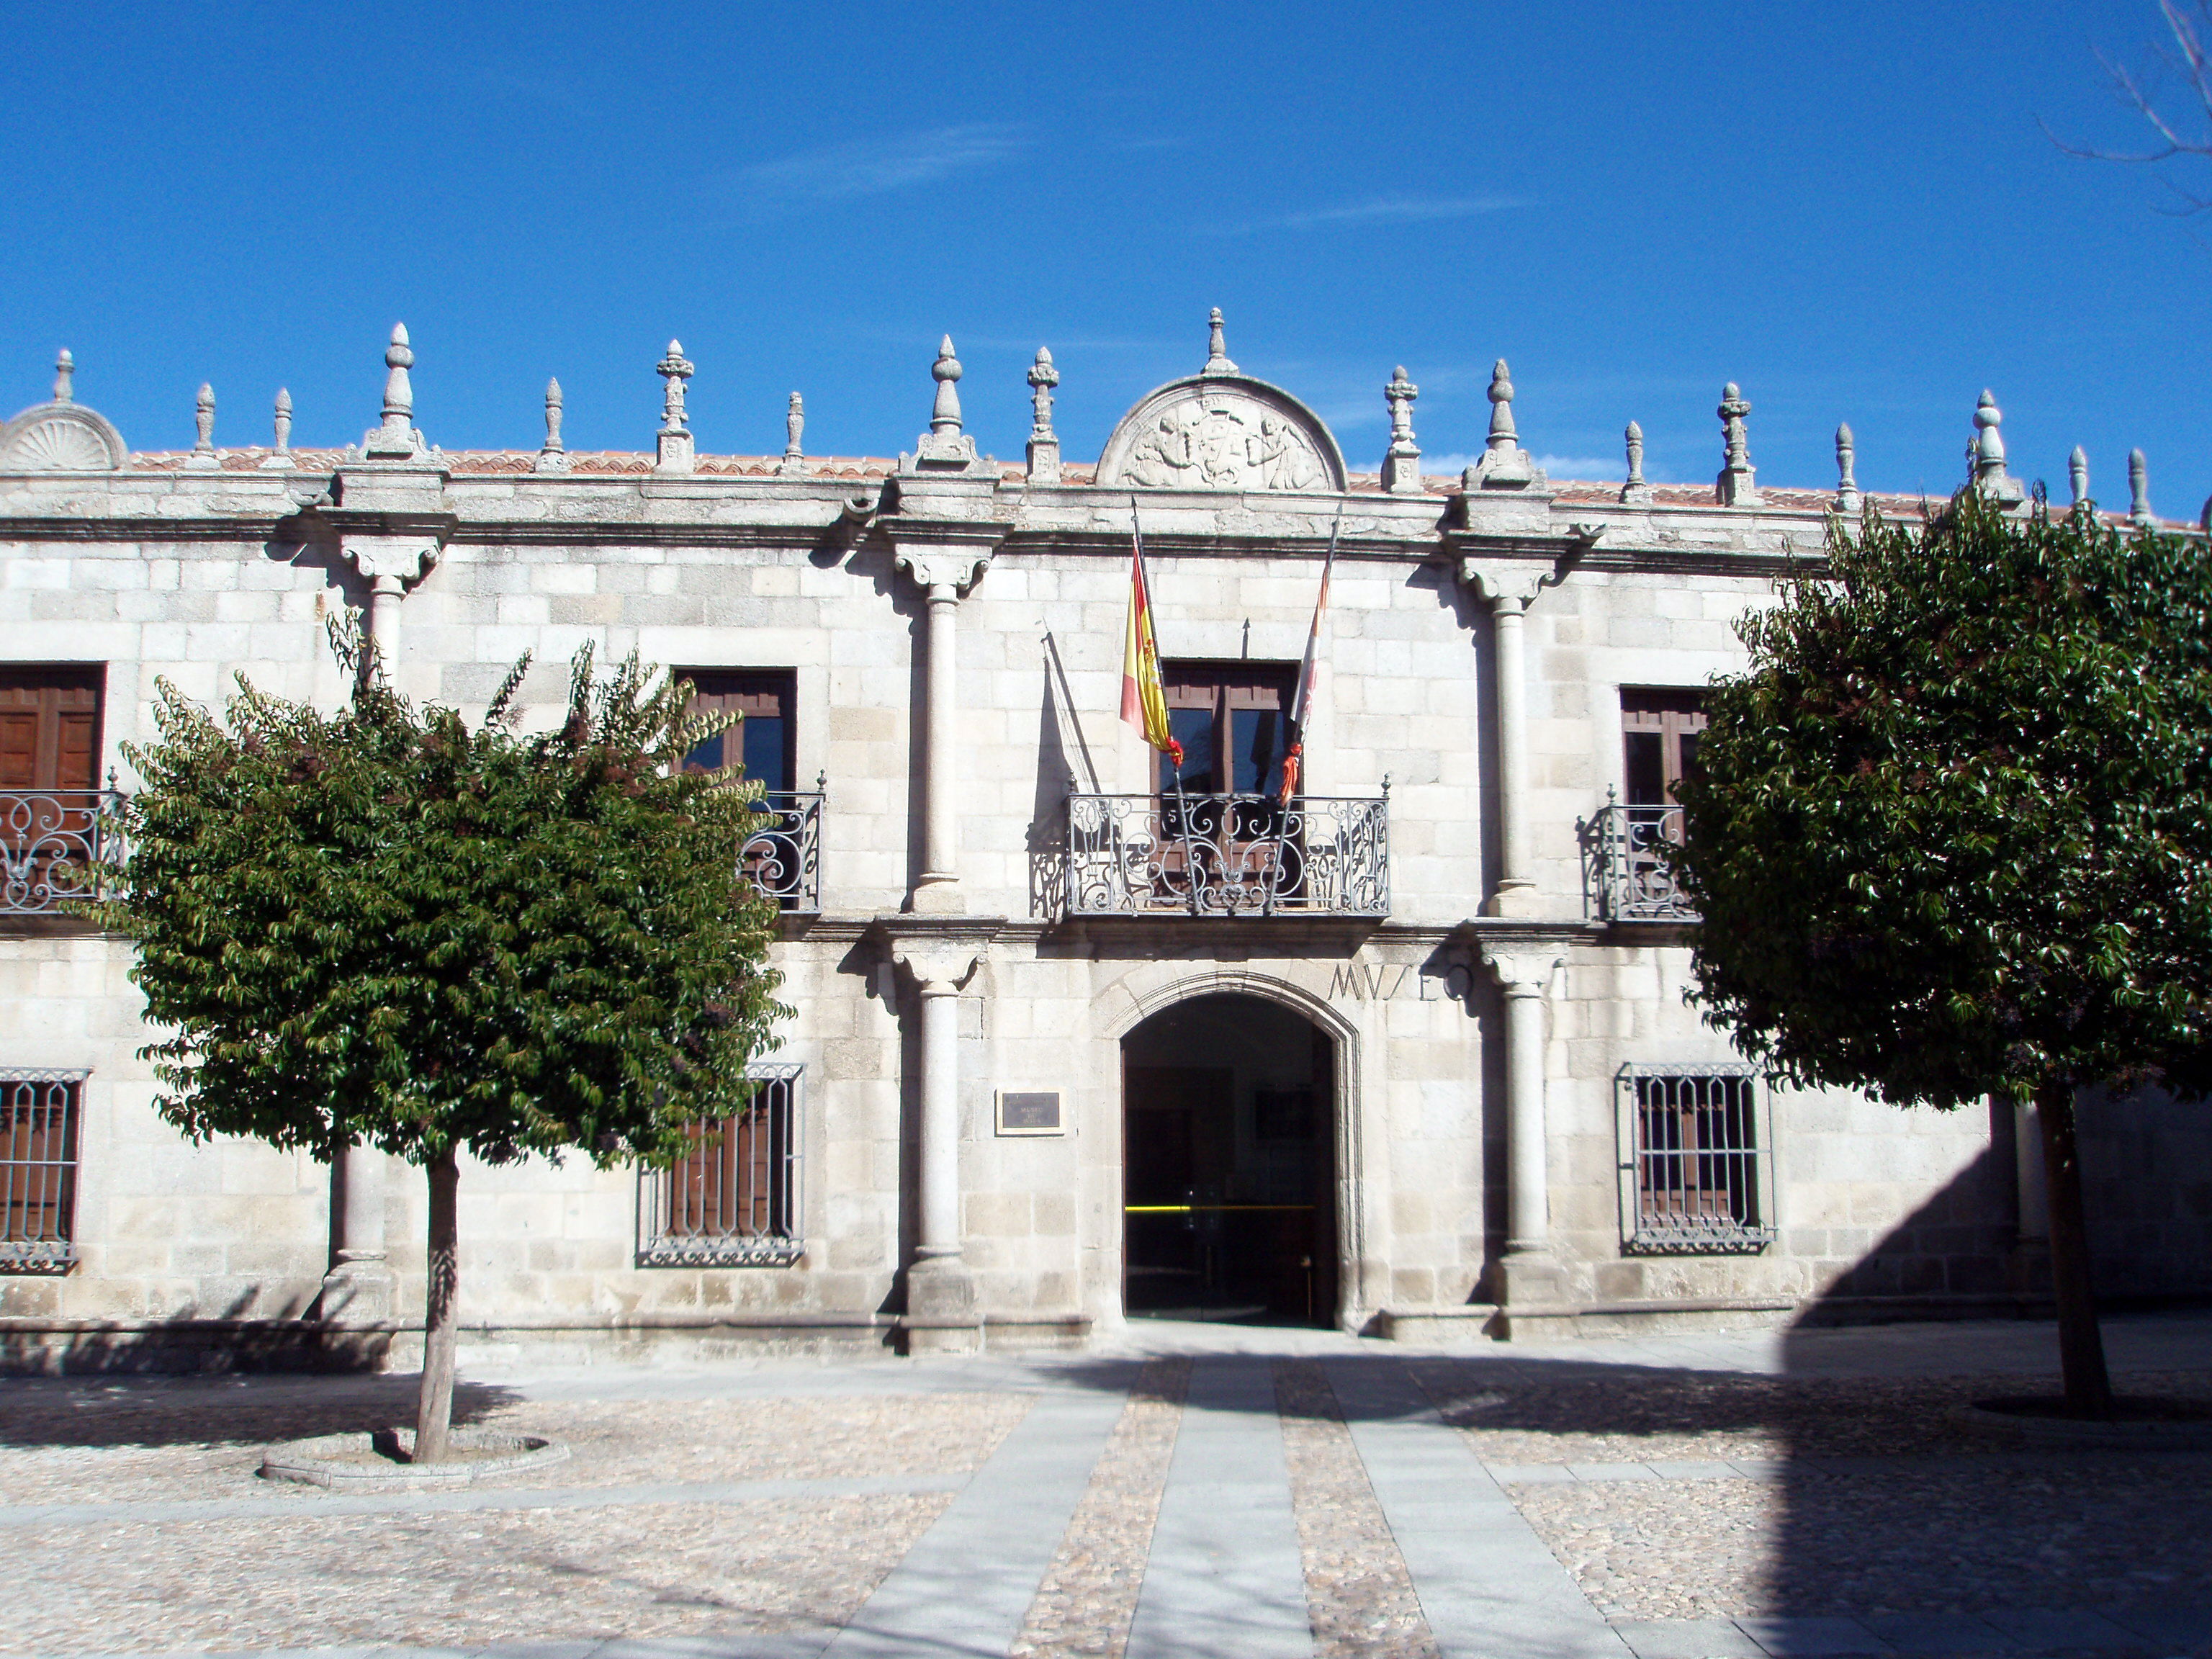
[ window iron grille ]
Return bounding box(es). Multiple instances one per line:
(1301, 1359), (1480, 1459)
(741, 788), (822, 914)
(637, 1063), (803, 1267)
(1617, 1064), (1773, 1254)
(2, 1071), (85, 1272)
(1585, 795), (1699, 922)
(1, 788), (127, 916)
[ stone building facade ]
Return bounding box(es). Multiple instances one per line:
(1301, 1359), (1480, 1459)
(0, 318), (2201, 1370)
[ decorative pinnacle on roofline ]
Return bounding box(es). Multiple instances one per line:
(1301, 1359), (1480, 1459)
(1382, 366), (1421, 495)
(1025, 347), (1061, 486)
(2130, 448), (2154, 527)
(1202, 307), (1238, 377)
(536, 379), (567, 473)
(1621, 420), (1651, 505)
(53, 350), (73, 404)
(930, 337), (963, 434)
(361, 324), (428, 459)
(781, 392), (806, 475)
(1835, 423), (1861, 516)
(2069, 446), (2090, 508)
(260, 388), (295, 470)
(1715, 382), (1759, 506)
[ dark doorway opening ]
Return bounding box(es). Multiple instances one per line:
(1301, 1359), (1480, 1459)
(1121, 993), (1337, 1326)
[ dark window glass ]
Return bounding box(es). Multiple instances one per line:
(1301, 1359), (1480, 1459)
(1159, 663), (1297, 797)
(1620, 688), (1707, 806)
(678, 670), (795, 792)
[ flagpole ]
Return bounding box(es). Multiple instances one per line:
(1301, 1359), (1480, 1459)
(1133, 495), (1200, 912)
(1280, 500), (1345, 806)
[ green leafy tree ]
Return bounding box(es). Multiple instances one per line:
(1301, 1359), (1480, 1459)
(1674, 490), (2212, 1417)
(92, 634), (786, 1457)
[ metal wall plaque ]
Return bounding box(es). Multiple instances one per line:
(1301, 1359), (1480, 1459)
(996, 1090), (1064, 1136)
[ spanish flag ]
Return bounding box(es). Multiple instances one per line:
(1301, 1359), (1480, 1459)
(1120, 509), (1182, 767)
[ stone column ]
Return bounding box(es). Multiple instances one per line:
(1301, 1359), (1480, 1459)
(894, 943), (984, 1353)
(1459, 562), (1548, 918)
(1480, 940), (1570, 1318)
(323, 1142), (394, 1320)
(892, 547), (992, 914)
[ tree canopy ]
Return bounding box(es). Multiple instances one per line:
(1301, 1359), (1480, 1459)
(94, 635), (786, 1453)
(1674, 489), (2212, 1413)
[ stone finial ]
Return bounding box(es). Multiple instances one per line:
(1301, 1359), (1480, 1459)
(534, 378), (569, 473)
(53, 350), (74, 404)
(904, 334), (986, 475)
(781, 392), (807, 475)
(1201, 307), (1238, 377)
(1486, 360), (1519, 451)
(1027, 347), (1058, 436)
(260, 387), (295, 470)
(1382, 365), (1423, 495)
(657, 341), (693, 433)
(186, 382), (218, 468)
(655, 341), (695, 475)
(2069, 445), (2090, 507)
(1834, 423), (1861, 515)
(1620, 419), (1653, 505)
(362, 323), (426, 458)
(930, 336), (963, 434)
(2129, 448), (2154, 527)
(1969, 389), (2024, 506)
(1025, 347), (1061, 486)
(1462, 358), (1542, 493)
(1715, 382), (1760, 506)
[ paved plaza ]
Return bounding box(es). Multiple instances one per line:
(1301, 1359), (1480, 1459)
(2, 1313), (2208, 1659)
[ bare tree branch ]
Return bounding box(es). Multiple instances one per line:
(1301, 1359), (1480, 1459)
(2046, 0), (2212, 216)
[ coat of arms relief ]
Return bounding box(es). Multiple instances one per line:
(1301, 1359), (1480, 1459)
(1110, 392), (1327, 491)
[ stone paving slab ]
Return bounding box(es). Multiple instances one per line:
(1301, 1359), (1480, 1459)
(1609, 1618), (1768, 1658)
(1124, 1357), (1309, 1659)
(820, 1378), (1135, 1659)
(1329, 1356), (1634, 1659)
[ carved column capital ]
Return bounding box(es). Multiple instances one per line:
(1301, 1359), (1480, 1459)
(892, 542), (994, 596)
(891, 943), (982, 995)
(1457, 557), (1552, 612)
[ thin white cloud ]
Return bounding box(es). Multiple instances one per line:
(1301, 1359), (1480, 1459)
(737, 125), (1027, 201)
(1220, 195), (1523, 234)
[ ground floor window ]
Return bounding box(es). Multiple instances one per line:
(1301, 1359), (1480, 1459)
(1617, 1064), (1773, 1253)
(637, 1063), (803, 1267)
(2, 1071), (84, 1272)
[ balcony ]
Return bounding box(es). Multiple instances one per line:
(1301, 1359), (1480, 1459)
(1588, 796), (1699, 922)
(1, 790), (127, 917)
(1065, 792), (1390, 918)
(742, 789), (822, 914)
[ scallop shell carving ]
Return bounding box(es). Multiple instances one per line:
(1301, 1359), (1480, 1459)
(0, 406), (126, 472)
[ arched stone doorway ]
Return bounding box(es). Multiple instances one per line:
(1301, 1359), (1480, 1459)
(1121, 992), (1339, 1326)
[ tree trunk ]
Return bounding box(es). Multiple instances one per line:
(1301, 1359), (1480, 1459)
(2036, 1079), (2113, 1419)
(413, 1147), (461, 1462)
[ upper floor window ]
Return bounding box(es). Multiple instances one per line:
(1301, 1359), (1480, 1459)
(680, 670), (794, 793)
(1620, 688), (1706, 806)
(1161, 663), (1295, 797)
(1, 666), (102, 793)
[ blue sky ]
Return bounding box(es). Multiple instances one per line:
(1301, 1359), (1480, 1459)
(2, 2), (2204, 509)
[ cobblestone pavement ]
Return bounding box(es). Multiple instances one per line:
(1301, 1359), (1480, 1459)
(1010, 1357), (1189, 1659)
(2, 1311), (2208, 1658)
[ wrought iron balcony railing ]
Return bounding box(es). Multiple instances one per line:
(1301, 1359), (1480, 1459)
(1066, 791), (1389, 918)
(1588, 796), (1699, 922)
(1, 790), (127, 917)
(742, 788), (822, 914)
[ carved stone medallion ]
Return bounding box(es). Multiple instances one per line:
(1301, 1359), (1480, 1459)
(1098, 378), (1346, 493)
